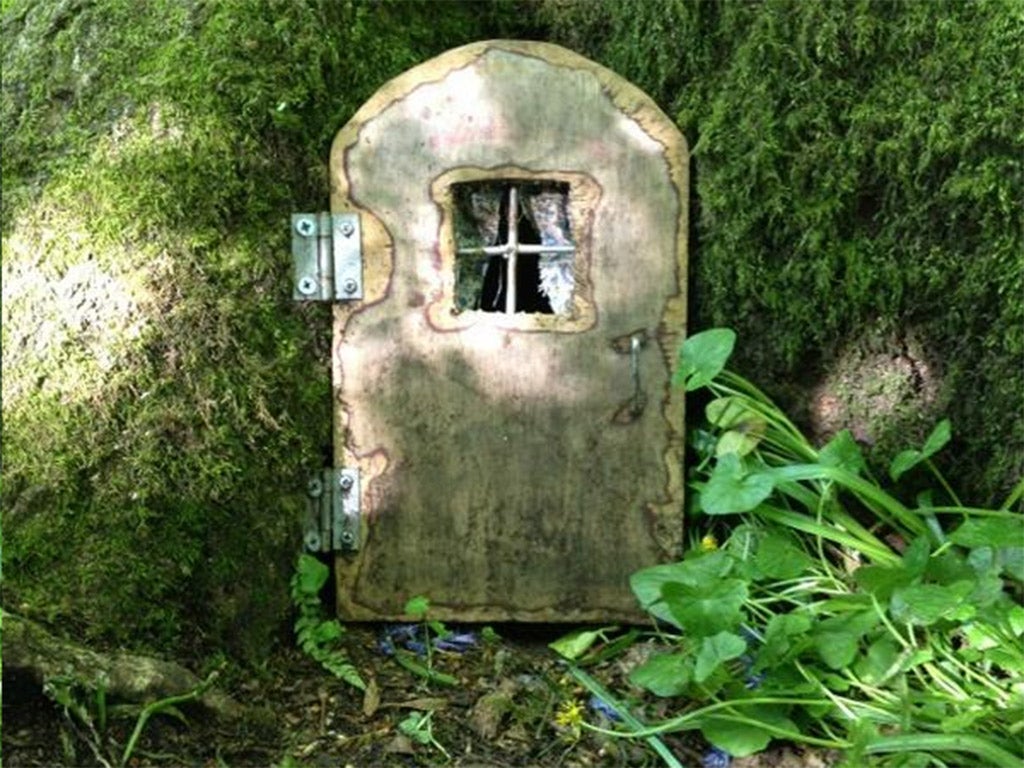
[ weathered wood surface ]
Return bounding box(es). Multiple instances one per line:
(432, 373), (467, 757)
(328, 40), (689, 621)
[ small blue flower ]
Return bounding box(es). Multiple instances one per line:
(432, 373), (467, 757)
(405, 639), (428, 656)
(386, 624), (420, 643)
(739, 624), (763, 644)
(434, 632), (477, 652)
(587, 695), (621, 721)
(381, 623), (478, 658)
(734, 627), (769, 689)
(702, 746), (732, 768)
(379, 623), (423, 655)
(745, 670), (767, 689)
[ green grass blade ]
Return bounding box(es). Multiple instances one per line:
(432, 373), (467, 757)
(754, 503), (899, 565)
(865, 732), (1022, 768)
(771, 464), (928, 537)
(567, 665), (686, 768)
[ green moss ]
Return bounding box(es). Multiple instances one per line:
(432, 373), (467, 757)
(2, 0), (536, 659)
(540, 0), (1023, 503)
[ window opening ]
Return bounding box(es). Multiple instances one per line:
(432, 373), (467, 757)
(453, 181), (575, 315)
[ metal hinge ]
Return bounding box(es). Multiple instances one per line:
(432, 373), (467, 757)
(303, 468), (361, 553)
(291, 212), (363, 301)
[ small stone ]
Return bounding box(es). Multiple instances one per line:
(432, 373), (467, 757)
(468, 679), (518, 739)
(383, 734), (416, 755)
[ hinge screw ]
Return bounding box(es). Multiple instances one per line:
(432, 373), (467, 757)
(295, 217), (316, 236)
(307, 477), (323, 497)
(339, 474), (354, 491)
(340, 221), (355, 237)
(304, 530), (322, 552)
(340, 530), (355, 546)
(298, 276), (318, 295)
(342, 279), (359, 295)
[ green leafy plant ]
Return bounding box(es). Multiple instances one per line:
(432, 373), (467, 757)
(290, 554), (365, 691)
(44, 675), (112, 767)
(389, 595), (459, 687)
(406, 595), (440, 677)
(398, 710), (450, 761)
(555, 328), (1024, 767)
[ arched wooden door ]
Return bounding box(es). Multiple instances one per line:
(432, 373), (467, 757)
(327, 41), (688, 622)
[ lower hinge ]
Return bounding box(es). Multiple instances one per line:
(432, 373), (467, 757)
(303, 468), (360, 553)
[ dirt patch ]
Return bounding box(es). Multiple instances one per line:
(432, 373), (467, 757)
(2, 625), (841, 767)
(809, 328), (940, 447)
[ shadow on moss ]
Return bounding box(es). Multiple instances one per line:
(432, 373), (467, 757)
(2, 0), (540, 661)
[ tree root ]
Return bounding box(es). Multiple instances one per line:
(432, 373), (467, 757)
(2, 609), (242, 720)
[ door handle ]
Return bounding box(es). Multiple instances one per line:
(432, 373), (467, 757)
(611, 330), (648, 423)
(629, 333), (647, 416)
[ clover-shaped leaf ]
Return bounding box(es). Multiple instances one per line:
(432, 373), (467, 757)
(674, 328), (736, 391)
(701, 453), (775, 515)
(889, 419), (951, 481)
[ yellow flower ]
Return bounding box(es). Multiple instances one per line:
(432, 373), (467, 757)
(700, 534), (719, 552)
(554, 698), (584, 731)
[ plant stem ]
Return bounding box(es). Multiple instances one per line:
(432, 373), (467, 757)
(920, 661), (970, 702)
(392, 649), (458, 687)
(931, 640), (1009, 703)
(716, 373), (814, 458)
(869, 594), (912, 651)
(925, 506), (1023, 517)
(702, 710), (848, 750)
(865, 732), (1021, 768)
(568, 666), (684, 768)
(587, 696), (836, 739)
(120, 668), (220, 767)
(1000, 476), (1024, 510)
(925, 458), (963, 507)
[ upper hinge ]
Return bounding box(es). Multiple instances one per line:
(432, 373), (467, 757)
(291, 212), (363, 301)
(303, 467), (361, 553)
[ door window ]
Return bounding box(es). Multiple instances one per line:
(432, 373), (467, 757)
(452, 181), (575, 315)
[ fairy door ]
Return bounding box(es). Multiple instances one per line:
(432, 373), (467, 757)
(326, 41), (689, 622)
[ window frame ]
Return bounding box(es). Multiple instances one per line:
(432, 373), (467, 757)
(428, 167), (600, 334)
(453, 183), (576, 316)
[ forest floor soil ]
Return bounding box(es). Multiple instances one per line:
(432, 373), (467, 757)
(3, 624), (838, 768)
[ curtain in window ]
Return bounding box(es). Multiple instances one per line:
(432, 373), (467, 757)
(453, 187), (504, 310)
(523, 190), (574, 315)
(457, 187), (502, 248)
